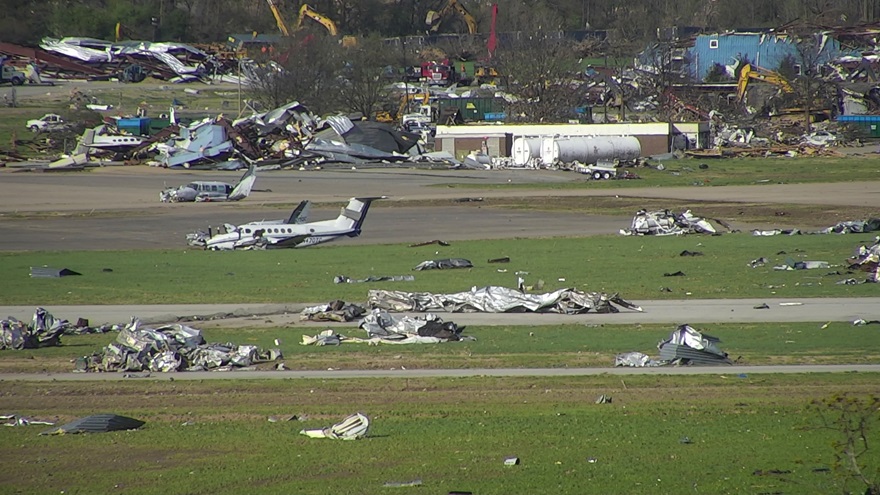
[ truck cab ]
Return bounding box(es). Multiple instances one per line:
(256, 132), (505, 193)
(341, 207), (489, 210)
(1, 65), (26, 86)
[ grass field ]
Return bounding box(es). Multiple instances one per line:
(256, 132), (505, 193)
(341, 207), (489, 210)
(2, 321), (879, 373)
(1, 232), (876, 305)
(439, 155), (880, 188)
(1, 374), (877, 495)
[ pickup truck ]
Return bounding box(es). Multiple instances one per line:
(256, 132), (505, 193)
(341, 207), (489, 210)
(0, 64), (25, 86)
(26, 114), (67, 133)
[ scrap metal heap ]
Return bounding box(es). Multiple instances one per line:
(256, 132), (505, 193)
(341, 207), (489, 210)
(620, 209), (722, 236)
(615, 324), (733, 367)
(367, 286), (643, 314)
(138, 101), (425, 169)
(75, 317), (282, 372)
(1, 307), (116, 350)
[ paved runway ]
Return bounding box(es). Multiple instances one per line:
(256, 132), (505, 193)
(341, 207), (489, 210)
(3, 364), (878, 382)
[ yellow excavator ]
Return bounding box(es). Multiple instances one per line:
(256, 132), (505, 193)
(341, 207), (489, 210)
(376, 92), (431, 124)
(736, 63), (794, 102)
(295, 3), (339, 36)
(426, 0), (477, 34)
(265, 0), (292, 36)
(264, 2), (355, 46)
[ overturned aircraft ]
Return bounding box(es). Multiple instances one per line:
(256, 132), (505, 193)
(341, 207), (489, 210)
(160, 164), (257, 202)
(187, 197), (384, 250)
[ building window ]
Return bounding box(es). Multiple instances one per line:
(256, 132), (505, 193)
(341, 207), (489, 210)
(709, 39), (719, 49)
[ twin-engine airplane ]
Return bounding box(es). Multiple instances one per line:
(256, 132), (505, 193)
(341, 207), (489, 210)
(160, 164), (257, 203)
(186, 197), (385, 250)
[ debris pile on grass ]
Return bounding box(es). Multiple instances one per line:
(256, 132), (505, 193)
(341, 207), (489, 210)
(75, 317), (282, 372)
(302, 310), (471, 345)
(619, 209), (723, 236)
(1, 307), (116, 350)
(368, 286), (642, 314)
(615, 324), (732, 367)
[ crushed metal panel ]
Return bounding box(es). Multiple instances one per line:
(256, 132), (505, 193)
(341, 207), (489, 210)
(40, 414), (145, 435)
(30, 267), (81, 278)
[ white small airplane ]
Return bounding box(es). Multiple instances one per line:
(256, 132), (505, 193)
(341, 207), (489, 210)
(187, 197), (385, 250)
(160, 164), (257, 203)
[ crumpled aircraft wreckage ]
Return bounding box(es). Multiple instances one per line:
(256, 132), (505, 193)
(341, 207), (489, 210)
(75, 317), (282, 372)
(620, 209), (721, 236)
(368, 286), (642, 314)
(1, 307), (115, 350)
(160, 163), (257, 202)
(187, 197), (384, 250)
(300, 413), (370, 440)
(615, 324), (732, 367)
(302, 310), (469, 345)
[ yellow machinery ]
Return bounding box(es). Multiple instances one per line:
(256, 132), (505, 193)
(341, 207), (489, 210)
(426, 0), (477, 34)
(295, 4), (339, 36)
(265, 0), (291, 36)
(736, 63), (794, 102)
(376, 92), (431, 124)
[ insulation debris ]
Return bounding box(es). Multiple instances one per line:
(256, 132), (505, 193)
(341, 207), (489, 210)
(300, 413), (369, 440)
(368, 286), (642, 314)
(620, 209), (718, 236)
(75, 317), (281, 372)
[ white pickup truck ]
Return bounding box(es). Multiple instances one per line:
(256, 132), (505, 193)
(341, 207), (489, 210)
(26, 114), (67, 133)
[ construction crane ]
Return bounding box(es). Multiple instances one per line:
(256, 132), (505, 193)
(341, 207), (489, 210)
(426, 0), (477, 34)
(265, 0), (291, 36)
(736, 63), (794, 102)
(295, 3), (339, 36)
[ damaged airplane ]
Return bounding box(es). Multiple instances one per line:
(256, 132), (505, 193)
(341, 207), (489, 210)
(160, 164), (257, 203)
(187, 196), (384, 250)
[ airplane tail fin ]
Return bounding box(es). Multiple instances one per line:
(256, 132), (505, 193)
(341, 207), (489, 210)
(286, 200), (311, 224)
(227, 164), (257, 201)
(335, 197), (386, 237)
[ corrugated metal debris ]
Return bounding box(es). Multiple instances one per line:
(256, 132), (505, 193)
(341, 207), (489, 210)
(658, 324), (732, 365)
(616, 324), (732, 367)
(75, 317), (282, 372)
(368, 286), (642, 314)
(40, 414), (145, 435)
(300, 301), (367, 322)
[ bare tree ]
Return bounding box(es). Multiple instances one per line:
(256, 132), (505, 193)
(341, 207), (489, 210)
(335, 36), (396, 117)
(790, 33), (836, 131)
(493, 33), (589, 123)
(247, 35), (345, 114)
(810, 394), (880, 494)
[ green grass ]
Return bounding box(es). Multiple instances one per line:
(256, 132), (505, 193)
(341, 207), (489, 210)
(439, 156), (880, 188)
(1, 375), (877, 494)
(3, 321), (879, 373)
(1, 232), (876, 304)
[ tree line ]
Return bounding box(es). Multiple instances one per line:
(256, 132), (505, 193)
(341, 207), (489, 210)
(3, 0), (880, 47)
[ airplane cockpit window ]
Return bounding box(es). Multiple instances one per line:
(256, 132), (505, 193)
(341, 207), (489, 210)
(186, 183), (198, 190)
(244, 228), (251, 234)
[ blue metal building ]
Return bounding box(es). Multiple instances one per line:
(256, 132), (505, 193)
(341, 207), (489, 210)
(686, 32), (847, 81)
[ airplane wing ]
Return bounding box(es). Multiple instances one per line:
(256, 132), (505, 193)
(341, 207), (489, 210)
(227, 164), (257, 201)
(265, 234), (312, 249)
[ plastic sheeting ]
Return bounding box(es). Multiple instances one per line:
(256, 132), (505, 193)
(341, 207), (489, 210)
(368, 286), (642, 314)
(300, 413), (369, 440)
